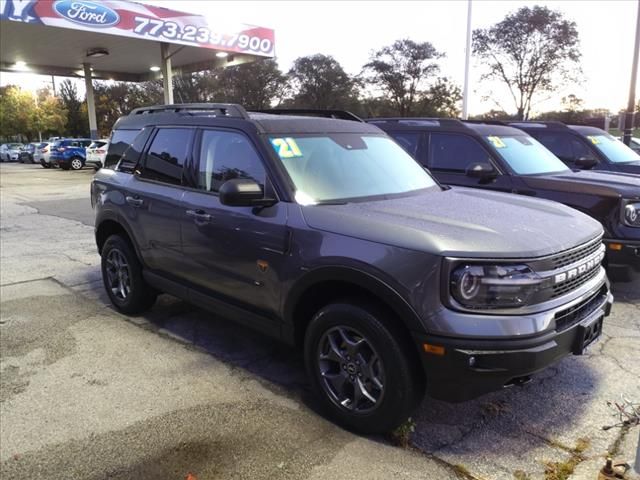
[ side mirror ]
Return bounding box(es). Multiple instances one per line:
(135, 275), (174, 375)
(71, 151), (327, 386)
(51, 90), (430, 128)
(219, 178), (277, 207)
(574, 157), (598, 169)
(466, 162), (498, 180)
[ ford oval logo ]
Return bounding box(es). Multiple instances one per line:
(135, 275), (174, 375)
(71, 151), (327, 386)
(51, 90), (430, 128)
(53, 1), (120, 28)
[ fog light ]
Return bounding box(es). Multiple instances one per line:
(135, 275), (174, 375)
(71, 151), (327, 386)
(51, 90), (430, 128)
(608, 243), (623, 251)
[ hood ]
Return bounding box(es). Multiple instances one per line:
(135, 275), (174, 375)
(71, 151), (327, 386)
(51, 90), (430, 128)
(521, 170), (640, 199)
(301, 187), (603, 258)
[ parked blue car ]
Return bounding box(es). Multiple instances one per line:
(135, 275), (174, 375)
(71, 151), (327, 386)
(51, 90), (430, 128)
(50, 138), (93, 170)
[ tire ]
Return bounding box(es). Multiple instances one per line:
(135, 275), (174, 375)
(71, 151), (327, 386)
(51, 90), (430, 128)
(101, 234), (157, 314)
(60, 163), (70, 170)
(70, 157), (83, 170)
(304, 300), (424, 434)
(40, 160), (51, 169)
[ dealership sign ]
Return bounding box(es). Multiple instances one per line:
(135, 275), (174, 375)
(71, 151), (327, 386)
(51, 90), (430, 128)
(0, 0), (275, 57)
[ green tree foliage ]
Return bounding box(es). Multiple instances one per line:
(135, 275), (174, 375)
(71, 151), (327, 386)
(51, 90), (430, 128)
(217, 59), (287, 109)
(286, 54), (359, 109)
(59, 80), (88, 137)
(473, 6), (581, 120)
(0, 85), (66, 141)
(363, 39), (443, 116)
(94, 81), (162, 136)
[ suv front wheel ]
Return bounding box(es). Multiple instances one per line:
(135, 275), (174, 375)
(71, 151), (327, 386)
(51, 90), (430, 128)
(304, 301), (423, 433)
(101, 234), (157, 314)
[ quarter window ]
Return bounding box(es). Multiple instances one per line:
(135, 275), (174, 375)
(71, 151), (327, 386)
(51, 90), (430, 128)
(429, 133), (492, 172)
(105, 129), (140, 168)
(197, 130), (265, 193)
(140, 128), (193, 185)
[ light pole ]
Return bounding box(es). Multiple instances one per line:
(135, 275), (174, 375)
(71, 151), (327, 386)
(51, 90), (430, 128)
(623, 0), (640, 146)
(462, 0), (473, 120)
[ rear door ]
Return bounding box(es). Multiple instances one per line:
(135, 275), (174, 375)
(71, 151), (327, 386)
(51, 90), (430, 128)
(426, 132), (514, 192)
(531, 131), (601, 169)
(124, 127), (194, 276)
(180, 128), (289, 319)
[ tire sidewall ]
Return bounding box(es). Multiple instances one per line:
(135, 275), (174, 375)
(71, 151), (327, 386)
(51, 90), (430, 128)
(304, 302), (417, 433)
(70, 157), (83, 170)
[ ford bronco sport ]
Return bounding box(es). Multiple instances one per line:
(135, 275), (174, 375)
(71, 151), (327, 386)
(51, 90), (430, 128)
(371, 118), (640, 279)
(92, 104), (613, 433)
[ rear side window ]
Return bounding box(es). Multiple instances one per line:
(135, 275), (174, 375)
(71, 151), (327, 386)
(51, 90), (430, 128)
(117, 128), (152, 173)
(428, 133), (492, 172)
(196, 130), (265, 193)
(390, 132), (421, 158)
(105, 129), (140, 168)
(140, 128), (193, 185)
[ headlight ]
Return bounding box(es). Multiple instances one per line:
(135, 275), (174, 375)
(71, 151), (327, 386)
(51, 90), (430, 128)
(450, 264), (544, 309)
(622, 200), (640, 228)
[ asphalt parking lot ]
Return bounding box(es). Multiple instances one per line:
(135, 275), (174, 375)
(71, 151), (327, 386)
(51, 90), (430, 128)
(1, 162), (638, 480)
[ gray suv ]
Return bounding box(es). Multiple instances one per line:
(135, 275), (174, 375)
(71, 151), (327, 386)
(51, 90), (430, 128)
(92, 104), (613, 433)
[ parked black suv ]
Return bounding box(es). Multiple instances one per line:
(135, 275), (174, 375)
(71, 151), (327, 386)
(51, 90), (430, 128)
(508, 121), (640, 175)
(92, 104), (612, 433)
(371, 118), (640, 278)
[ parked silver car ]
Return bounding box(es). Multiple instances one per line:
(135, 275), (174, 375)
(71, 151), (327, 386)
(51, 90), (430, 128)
(34, 142), (53, 167)
(0, 143), (24, 162)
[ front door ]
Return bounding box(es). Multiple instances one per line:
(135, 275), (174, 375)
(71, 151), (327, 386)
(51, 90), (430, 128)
(181, 128), (289, 318)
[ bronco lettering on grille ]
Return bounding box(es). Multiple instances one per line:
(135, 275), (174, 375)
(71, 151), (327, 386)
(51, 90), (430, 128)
(553, 249), (605, 285)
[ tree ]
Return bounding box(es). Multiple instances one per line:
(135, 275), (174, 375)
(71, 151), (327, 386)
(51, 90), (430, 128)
(473, 6), (581, 120)
(94, 81), (162, 136)
(363, 39), (443, 116)
(286, 54), (359, 109)
(59, 80), (88, 137)
(34, 95), (67, 138)
(416, 78), (462, 117)
(217, 59), (287, 109)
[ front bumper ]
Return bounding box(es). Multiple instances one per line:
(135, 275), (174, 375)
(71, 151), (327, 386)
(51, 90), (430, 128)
(414, 282), (613, 403)
(604, 238), (640, 272)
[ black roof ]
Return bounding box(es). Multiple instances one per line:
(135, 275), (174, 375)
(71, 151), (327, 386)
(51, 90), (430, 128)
(506, 121), (608, 136)
(367, 117), (523, 136)
(114, 103), (381, 135)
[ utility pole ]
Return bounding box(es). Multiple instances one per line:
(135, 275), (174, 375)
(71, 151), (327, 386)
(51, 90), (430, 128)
(623, 0), (640, 146)
(462, 0), (473, 119)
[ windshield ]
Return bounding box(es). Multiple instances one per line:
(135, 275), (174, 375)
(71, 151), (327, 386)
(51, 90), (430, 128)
(270, 134), (437, 203)
(484, 135), (570, 175)
(8, 143), (23, 149)
(585, 134), (640, 163)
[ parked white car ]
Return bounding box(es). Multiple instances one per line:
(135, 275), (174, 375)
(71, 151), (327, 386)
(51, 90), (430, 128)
(0, 143), (24, 162)
(85, 139), (110, 170)
(35, 142), (53, 167)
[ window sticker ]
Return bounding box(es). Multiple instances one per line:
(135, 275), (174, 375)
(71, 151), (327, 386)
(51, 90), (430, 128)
(587, 135), (601, 145)
(487, 136), (507, 149)
(271, 137), (303, 158)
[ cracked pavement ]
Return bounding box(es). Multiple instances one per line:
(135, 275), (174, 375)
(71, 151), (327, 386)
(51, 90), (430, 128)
(1, 163), (638, 480)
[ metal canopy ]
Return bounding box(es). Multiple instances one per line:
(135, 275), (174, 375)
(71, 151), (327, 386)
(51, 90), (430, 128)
(0, 0), (275, 137)
(0, 20), (258, 81)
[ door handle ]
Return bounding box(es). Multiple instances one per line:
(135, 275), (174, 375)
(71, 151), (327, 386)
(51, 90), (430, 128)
(186, 209), (212, 222)
(125, 196), (144, 207)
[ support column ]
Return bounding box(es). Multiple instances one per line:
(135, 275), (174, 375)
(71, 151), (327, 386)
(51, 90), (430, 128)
(161, 43), (174, 105)
(83, 63), (98, 139)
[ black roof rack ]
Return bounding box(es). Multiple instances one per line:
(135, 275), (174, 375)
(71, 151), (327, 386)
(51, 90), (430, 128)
(255, 109), (364, 122)
(130, 103), (250, 119)
(506, 120), (570, 129)
(462, 119), (508, 126)
(366, 117), (468, 128)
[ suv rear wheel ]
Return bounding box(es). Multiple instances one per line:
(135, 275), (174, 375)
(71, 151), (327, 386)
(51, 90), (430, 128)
(101, 234), (157, 314)
(304, 301), (423, 433)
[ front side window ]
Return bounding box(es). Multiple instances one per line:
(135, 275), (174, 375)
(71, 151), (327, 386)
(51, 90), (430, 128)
(117, 128), (152, 173)
(140, 128), (193, 185)
(428, 133), (492, 172)
(390, 132), (421, 158)
(197, 130), (265, 193)
(484, 135), (570, 175)
(583, 133), (640, 164)
(270, 134), (436, 204)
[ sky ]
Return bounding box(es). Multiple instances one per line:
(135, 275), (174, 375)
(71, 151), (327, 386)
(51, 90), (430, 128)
(1, 0), (639, 116)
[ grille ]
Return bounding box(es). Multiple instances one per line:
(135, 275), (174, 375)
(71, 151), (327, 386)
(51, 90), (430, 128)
(551, 267), (600, 298)
(554, 288), (607, 332)
(550, 237), (602, 269)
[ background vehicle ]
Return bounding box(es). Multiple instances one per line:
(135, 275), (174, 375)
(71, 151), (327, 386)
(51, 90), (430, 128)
(0, 143), (24, 162)
(627, 137), (640, 154)
(371, 118), (640, 279)
(85, 139), (110, 170)
(19, 142), (40, 163)
(92, 104), (612, 433)
(508, 122), (640, 175)
(34, 142), (52, 166)
(50, 138), (92, 170)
